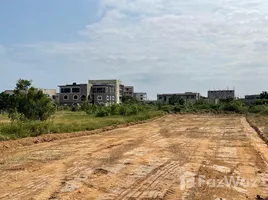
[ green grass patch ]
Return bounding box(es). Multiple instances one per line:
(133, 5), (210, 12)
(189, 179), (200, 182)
(0, 110), (163, 141)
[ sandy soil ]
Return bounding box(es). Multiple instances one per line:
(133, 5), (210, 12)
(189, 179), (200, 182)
(0, 115), (268, 200)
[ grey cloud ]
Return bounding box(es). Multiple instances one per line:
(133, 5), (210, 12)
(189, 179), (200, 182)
(2, 0), (268, 98)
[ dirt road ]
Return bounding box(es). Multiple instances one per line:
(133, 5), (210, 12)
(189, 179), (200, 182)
(1, 115), (268, 200)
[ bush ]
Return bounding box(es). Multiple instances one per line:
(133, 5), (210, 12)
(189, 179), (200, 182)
(110, 104), (120, 115)
(85, 104), (97, 115)
(129, 105), (139, 115)
(95, 107), (109, 117)
(161, 105), (173, 113)
(71, 106), (79, 112)
(251, 99), (268, 106)
(80, 101), (90, 111)
(249, 105), (268, 114)
(173, 105), (182, 113)
(119, 106), (129, 116)
(221, 101), (244, 113)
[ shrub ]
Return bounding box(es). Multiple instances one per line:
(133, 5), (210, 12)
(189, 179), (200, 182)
(95, 108), (109, 117)
(161, 105), (173, 113)
(71, 106), (79, 112)
(249, 105), (268, 114)
(221, 101), (244, 113)
(252, 99), (268, 106)
(119, 106), (129, 116)
(129, 105), (139, 115)
(80, 101), (90, 111)
(173, 105), (182, 113)
(85, 104), (97, 115)
(110, 104), (120, 115)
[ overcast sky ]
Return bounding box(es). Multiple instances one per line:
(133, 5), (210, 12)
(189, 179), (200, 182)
(1, 0), (268, 99)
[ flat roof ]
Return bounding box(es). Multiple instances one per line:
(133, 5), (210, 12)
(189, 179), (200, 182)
(208, 90), (234, 92)
(158, 93), (198, 96)
(92, 84), (115, 87)
(35, 88), (56, 90)
(58, 83), (87, 87)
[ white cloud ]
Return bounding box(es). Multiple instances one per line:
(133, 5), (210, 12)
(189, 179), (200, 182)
(2, 0), (268, 98)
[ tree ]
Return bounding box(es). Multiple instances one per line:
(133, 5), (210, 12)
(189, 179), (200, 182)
(15, 79), (32, 94)
(16, 87), (55, 120)
(0, 92), (9, 111)
(2, 79), (55, 121)
(168, 95), (185, 105)
(0, 93), (18, 115)
(260, 91), (268, 99)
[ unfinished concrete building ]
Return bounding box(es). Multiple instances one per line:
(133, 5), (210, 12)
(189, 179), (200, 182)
(91, 84), (116, 106)
(208, 90), (235, 100)
(123, 86), (134, 97)
(88, 80), (122, 104)
(134, 92), (147, 102)
(157, 92), (200, 104)
(58, 83), (89, 106)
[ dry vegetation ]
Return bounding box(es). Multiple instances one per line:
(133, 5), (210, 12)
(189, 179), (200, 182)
(0, 113), (9, 124)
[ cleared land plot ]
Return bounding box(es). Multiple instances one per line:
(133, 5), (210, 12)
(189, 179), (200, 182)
(0, 115), (268, 200)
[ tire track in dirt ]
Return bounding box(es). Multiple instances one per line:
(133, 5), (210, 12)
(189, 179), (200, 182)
(1, 115), (268, 200)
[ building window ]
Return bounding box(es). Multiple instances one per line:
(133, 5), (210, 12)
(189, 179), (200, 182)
(61, 88), (71, 93)
(72, 88), (80, 93)
(63, 95), (69, 100)
(92, 88), (105, 93)
(73, 95), (78, 100)
(159, 97), (162, 100)
(97, 96), (102, 100)
(52, 95), (56, 100)
(107, 96), (109, 100)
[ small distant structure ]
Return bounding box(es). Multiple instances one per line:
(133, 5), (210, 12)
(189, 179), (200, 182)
(34, 88), (57, 103)
(134, 92), (147, 102)
(157, 92), (200, 104)
(208, 90), (235, 100)
(245, 94), (260, 100)
(3, 90), (14, 95)
(241, 94), (261, 105)
(123, 86), (134, 98)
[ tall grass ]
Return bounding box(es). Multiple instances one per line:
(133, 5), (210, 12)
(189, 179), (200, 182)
(0, 113), (9, 124)
(0, 110), (163, 141)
